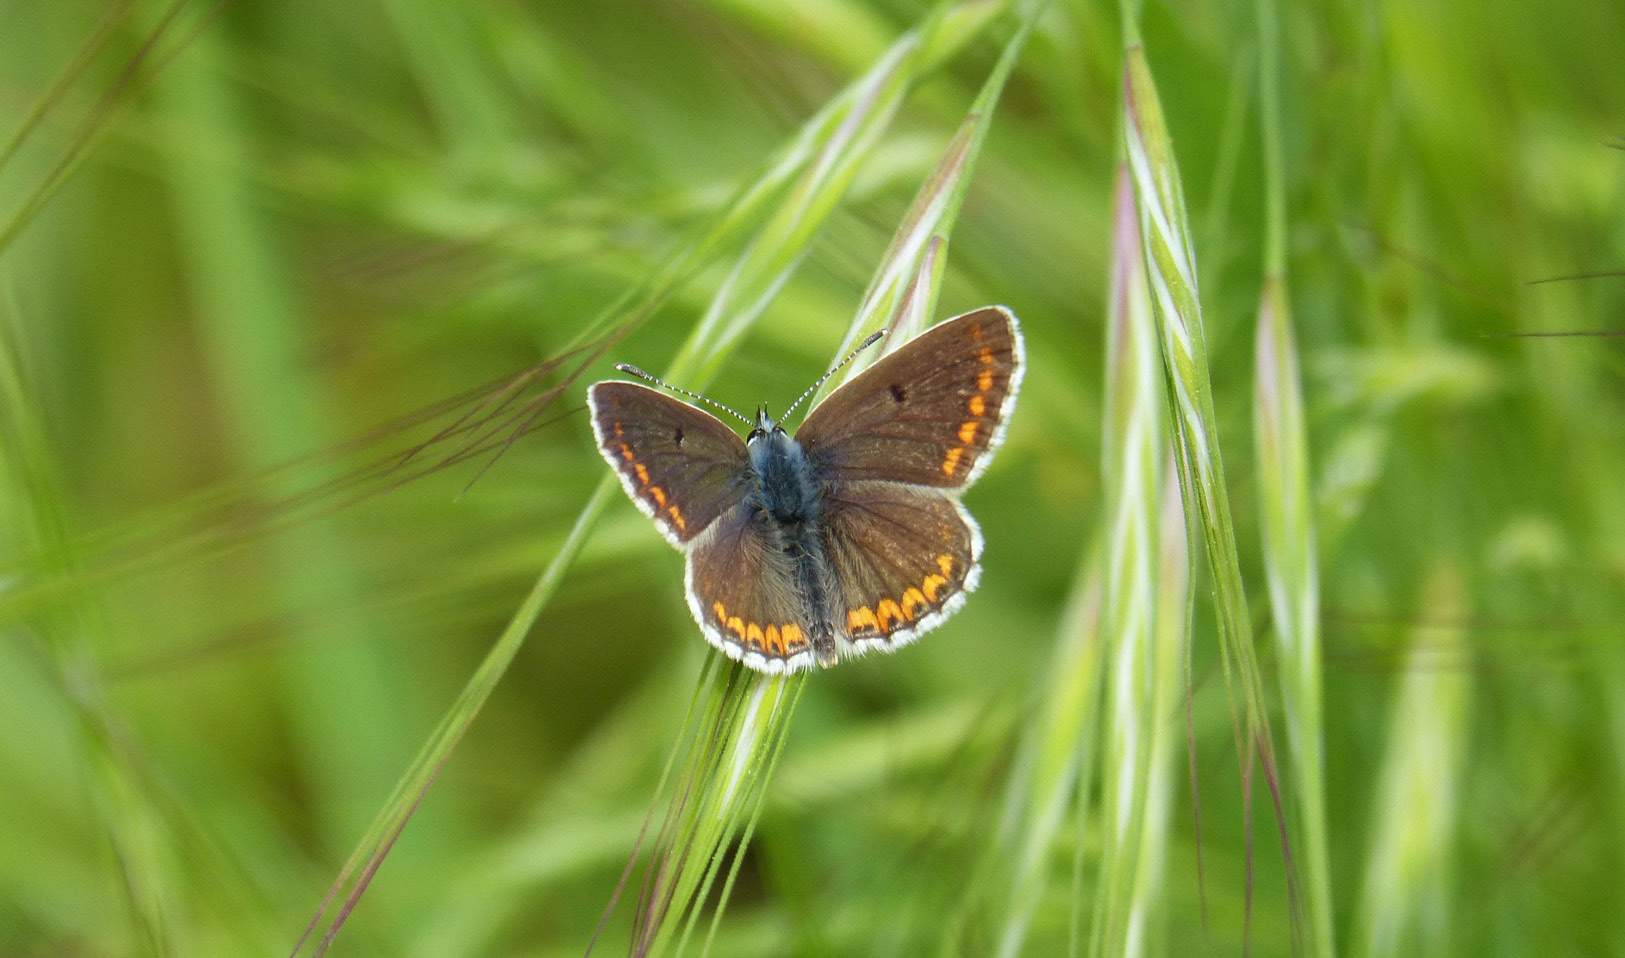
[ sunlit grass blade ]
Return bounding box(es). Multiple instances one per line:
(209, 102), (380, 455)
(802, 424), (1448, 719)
(1354, 567), (1470, 958)
(1120, 25), (1298, 942)
(1126, 470), (1190, 955)
(1255, 278), (1335, 956)
(1248, 0), (1339, 948)
(980, 553), (1101, 958)
(1251, 0), (1335, 950)
(1120, 48), (1261, 743)
(1086, 159), (1172, 957)
(626, 667), (804, 957)
(818, 0), (1043, 383)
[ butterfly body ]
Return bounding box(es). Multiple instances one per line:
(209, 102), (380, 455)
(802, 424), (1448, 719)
(588, 307), (1023, 674)
(742, 412), (843, 665)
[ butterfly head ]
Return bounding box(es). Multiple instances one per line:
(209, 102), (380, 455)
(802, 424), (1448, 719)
(746, 405), (786, 444)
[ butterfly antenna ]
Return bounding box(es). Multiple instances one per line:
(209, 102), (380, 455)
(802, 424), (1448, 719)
(781, 329), (886, 420)
(613, 364), (754, 426)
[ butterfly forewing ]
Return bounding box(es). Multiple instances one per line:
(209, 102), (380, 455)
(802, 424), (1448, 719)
(685, 504), (822, 672)
(796, 307), (1023, 490)
(819, 482), (980, 651)
(587, 382), (748, 545)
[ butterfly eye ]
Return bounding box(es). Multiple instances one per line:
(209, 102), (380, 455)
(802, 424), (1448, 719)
(747, 428), (764, 441)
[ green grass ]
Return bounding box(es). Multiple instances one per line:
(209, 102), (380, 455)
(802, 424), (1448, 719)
(2, 0), (1624, 955)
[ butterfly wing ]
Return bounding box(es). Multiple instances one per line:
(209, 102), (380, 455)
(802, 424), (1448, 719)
(587, 381), (749, 546)
(817, 480), (981, 653)
(685, 503), (822, 673)
(795, 306), (1023, 489)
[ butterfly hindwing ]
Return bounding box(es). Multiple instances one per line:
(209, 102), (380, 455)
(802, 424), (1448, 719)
(818, 481), (981, 652)
(685, 503), (822, 672)
(587, 382), (748, 546)
(796, 307), (1023, 490)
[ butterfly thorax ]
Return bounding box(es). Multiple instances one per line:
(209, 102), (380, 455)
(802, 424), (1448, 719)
(746, 413), (821, 526)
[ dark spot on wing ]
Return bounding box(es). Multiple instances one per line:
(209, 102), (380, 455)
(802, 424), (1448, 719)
(674, 426), (684, 446)
(888, 383), (906, 403)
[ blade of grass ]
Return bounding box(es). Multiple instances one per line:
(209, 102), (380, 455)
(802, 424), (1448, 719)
(634, 669), (804, 957)
(1256, 279), (1335, 956)
(1353, 565), (1470, 958)
(1125, 469), (1191, 956)
(816, 0), (1044, 385)
(1253, 0), (1335, 949)
(1120, 16), (1300, 944)
(976, 546), (1100, 958)
(1087, 160), (1171, 958)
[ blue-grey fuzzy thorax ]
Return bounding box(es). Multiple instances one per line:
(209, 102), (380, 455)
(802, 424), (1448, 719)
(748, 430), (821, 525)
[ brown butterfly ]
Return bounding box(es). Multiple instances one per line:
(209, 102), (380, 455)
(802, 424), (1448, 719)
(588, 307), (1023, 673)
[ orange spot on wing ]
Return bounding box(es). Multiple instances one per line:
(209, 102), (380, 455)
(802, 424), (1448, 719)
(922, 573), (948, 602)
(847, 606), (879, 635)
(876, 598), (903, 632)
(978, 347), (994, 365)
(765, 625), (783, 654)
(782, 624), (805, 650)
(901, 587), (927, 619)
(968, 394), (986, 417)
(713, 601), (726, 621)
(937, 554), (954, 576)
(746, 623), (764, 650)
(958, 421), (978, 445)
(619, 443), (635, 461)
(613, 422), (624, 437)
(667, 504), (686, 531)
(976, 369), (995, 392)
(941, 447), (964, 477)
(649, 486), (667, 508)
(634, 463), (650, 485)
(726, 616), (745, 639)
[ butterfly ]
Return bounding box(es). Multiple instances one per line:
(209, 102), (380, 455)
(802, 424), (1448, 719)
(587, 306), (1023, 673)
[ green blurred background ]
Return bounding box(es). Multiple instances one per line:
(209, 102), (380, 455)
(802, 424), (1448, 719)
(1, 0), (1623, 955)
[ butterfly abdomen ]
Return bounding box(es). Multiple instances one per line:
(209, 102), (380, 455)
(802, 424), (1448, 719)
(783, 523), (838, 667)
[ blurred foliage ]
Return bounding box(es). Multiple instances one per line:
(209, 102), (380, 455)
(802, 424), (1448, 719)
(0, 0), (1623, 955)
